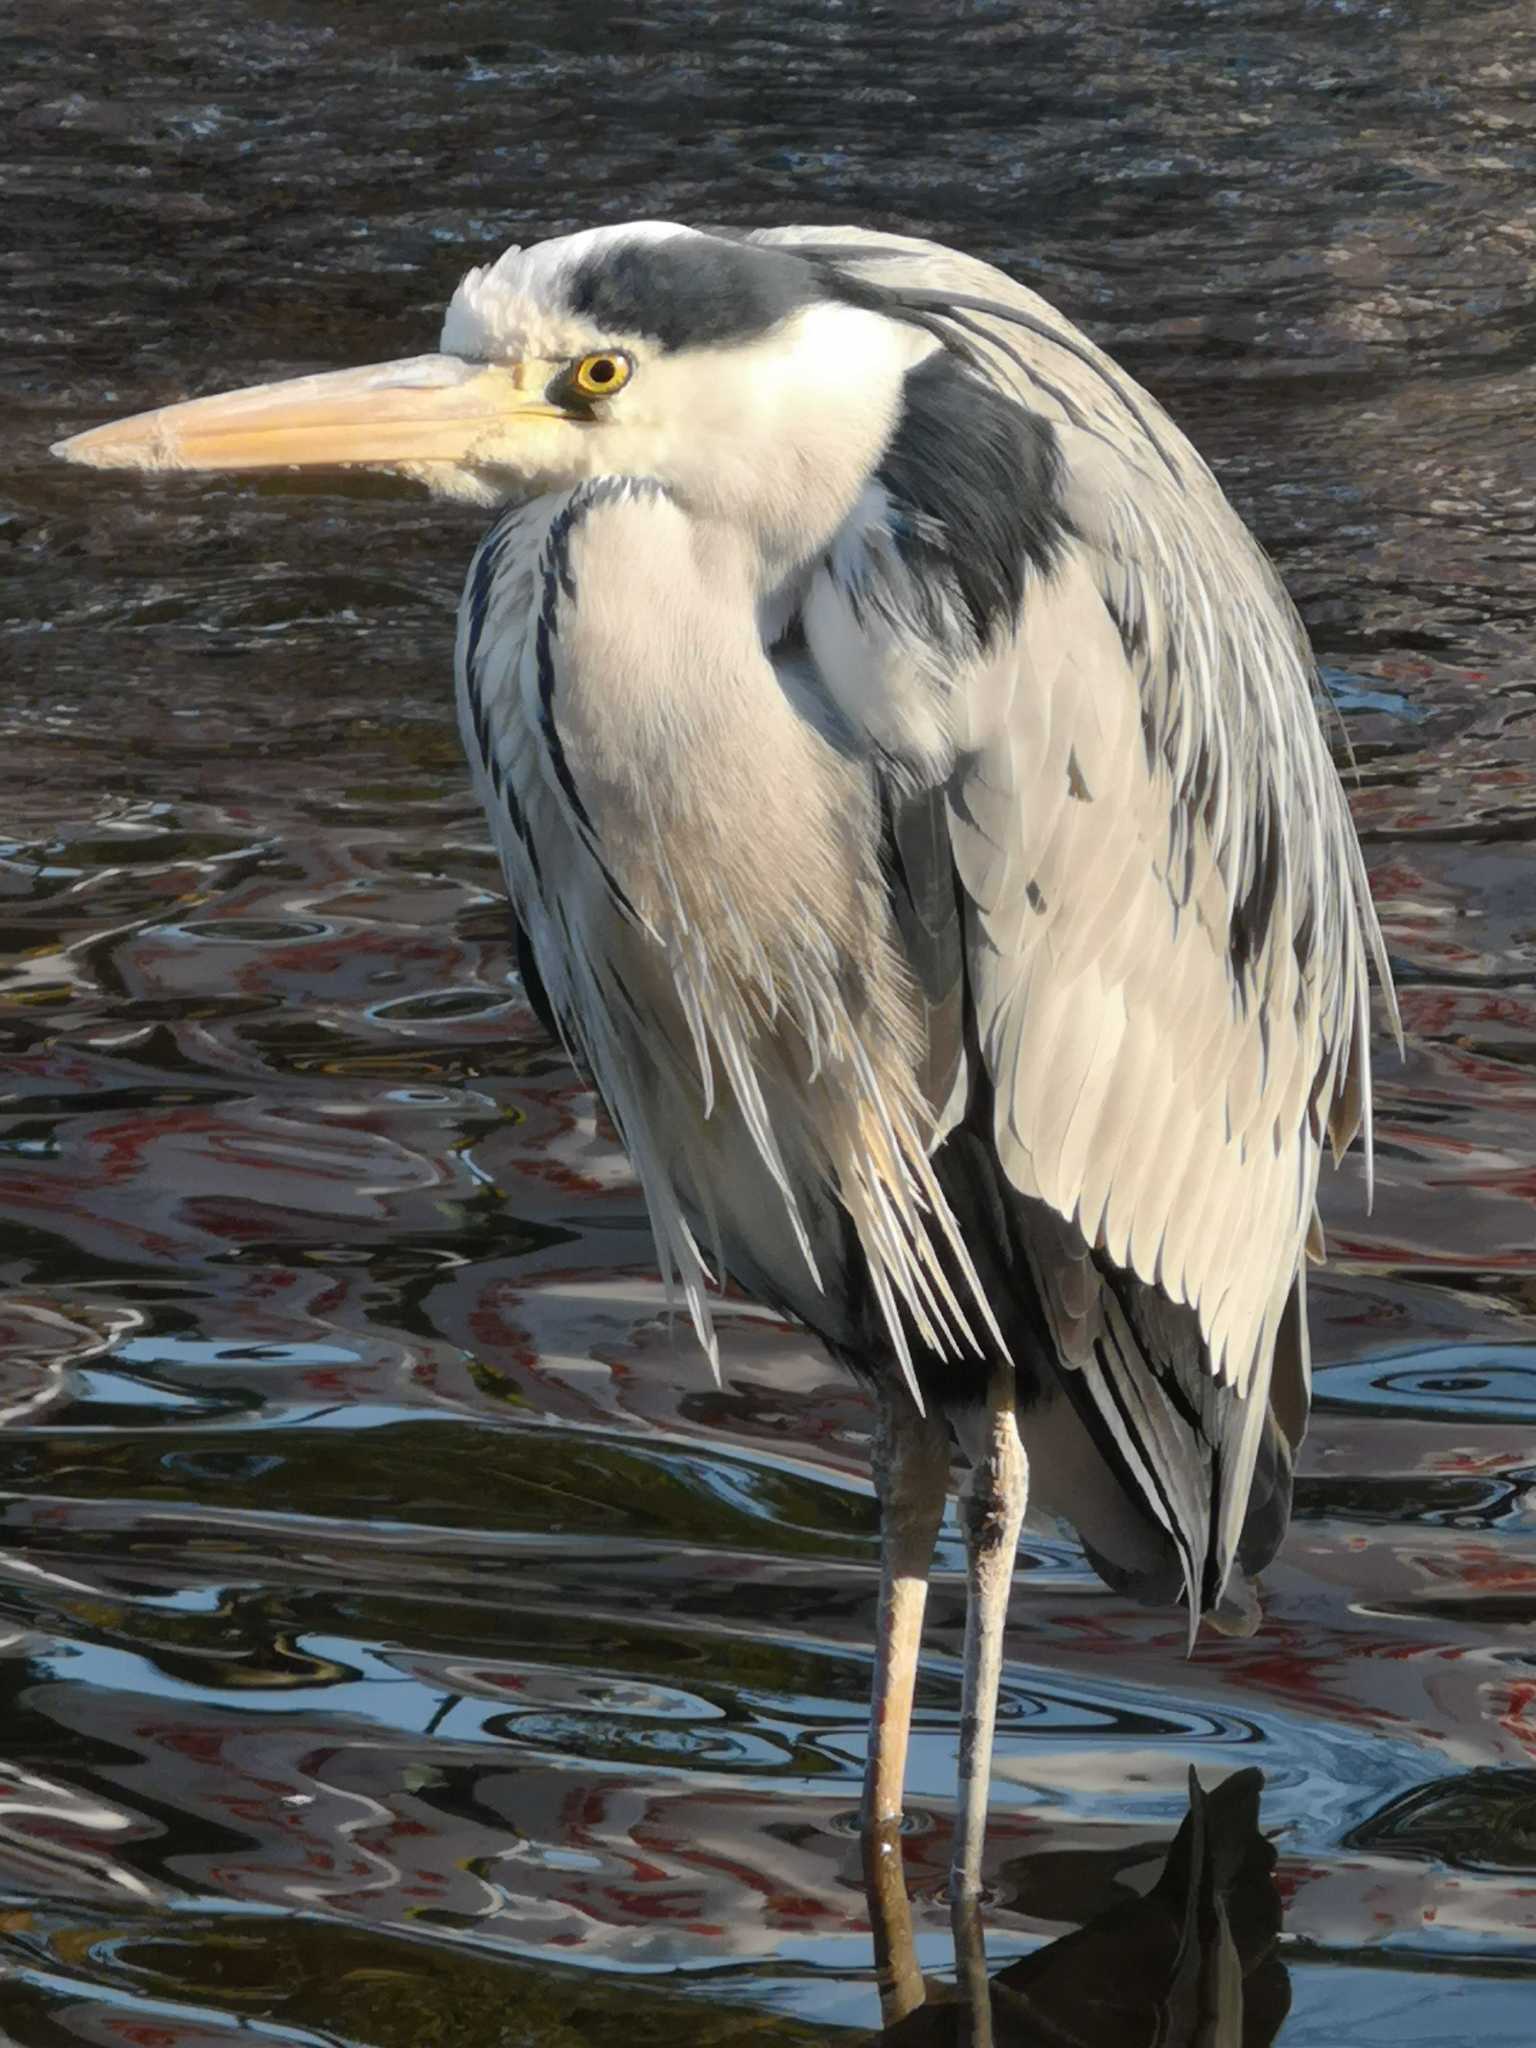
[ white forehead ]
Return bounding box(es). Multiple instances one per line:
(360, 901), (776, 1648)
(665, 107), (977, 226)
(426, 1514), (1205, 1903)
(440, 220), (700, 359)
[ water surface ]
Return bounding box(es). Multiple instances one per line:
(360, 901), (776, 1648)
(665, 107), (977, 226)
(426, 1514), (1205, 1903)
(5, 2), (1536, 2041)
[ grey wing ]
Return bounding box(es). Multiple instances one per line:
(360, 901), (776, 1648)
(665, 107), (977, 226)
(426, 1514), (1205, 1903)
(944, 537), (1364, 1623)
(778, 223), (1392, 1617)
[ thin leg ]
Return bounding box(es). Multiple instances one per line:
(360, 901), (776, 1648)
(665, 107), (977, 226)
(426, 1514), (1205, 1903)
(860, 1379), (951, 2027)
(950, 1368), (1027, 2048)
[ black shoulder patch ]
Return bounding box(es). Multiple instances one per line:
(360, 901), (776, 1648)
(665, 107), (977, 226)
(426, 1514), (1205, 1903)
(567, 234), (820, 351)
(878, 351), (1069, 648)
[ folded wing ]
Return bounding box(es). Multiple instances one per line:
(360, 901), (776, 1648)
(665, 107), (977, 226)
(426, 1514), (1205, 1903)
(779, 225), (1391, 1617)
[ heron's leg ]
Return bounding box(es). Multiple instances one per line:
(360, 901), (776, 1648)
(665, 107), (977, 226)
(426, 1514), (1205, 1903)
(861, 1378), (951, 2026)
(950, 1367), (1027, 2048)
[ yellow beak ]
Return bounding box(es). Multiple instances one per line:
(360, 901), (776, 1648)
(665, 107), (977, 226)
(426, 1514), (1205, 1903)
(52, 354), (560, 475)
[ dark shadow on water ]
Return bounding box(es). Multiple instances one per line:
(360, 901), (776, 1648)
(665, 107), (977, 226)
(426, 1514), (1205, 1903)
(872, 1771), (1287, 2048)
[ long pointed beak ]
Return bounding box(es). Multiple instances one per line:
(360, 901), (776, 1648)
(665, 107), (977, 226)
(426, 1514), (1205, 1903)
(52, 354), (556, 475)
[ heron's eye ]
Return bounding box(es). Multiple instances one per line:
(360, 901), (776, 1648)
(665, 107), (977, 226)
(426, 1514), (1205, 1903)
(569, 351), (633, 401)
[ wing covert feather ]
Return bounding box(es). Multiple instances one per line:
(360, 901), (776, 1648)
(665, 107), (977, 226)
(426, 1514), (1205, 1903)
(946, 531), (1376, 1598)
(954, 549), (1322, 1385)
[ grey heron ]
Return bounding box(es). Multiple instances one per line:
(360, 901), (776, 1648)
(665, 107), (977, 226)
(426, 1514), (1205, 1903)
(56, 221), (1391, 2031)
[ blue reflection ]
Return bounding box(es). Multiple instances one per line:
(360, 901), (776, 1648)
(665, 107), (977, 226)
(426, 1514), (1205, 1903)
(1317, 1344), (1536, 1423)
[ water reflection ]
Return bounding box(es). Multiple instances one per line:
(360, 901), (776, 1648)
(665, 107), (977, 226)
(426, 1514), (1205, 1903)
(6, 0), (1536, 2040)
(872, 1771), (1288, 2045)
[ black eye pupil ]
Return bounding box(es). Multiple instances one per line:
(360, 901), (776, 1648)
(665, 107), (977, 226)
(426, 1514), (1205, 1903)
(588, 359), (615, 384)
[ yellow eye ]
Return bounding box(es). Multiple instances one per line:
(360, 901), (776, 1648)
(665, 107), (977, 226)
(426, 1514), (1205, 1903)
(569, 351), (633, 400)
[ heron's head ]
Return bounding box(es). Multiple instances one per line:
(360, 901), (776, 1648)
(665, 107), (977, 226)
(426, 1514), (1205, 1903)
(55, 222), (935, 569)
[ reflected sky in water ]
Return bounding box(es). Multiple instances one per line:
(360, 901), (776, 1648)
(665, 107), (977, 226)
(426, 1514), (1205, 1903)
(5, 1), (1536, 2041)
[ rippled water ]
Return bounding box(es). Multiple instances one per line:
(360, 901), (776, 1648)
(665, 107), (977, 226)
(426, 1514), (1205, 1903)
(5, 2), (1536, 2041)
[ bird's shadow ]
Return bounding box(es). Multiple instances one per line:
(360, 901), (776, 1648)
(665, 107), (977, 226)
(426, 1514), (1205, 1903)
(866, 1768), (1288, 2047)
